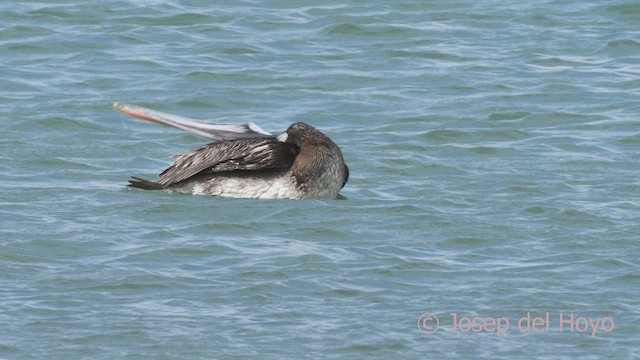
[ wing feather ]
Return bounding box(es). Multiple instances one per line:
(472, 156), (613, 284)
(156, 138), (298, 186)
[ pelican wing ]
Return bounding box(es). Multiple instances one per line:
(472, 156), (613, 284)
(114, 103), (272, 141)
(155, 138), (298, 186)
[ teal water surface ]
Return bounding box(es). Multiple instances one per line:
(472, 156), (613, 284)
(1, 1), (639, 359)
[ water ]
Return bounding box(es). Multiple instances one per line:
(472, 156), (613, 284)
(1, 1), (639, 358)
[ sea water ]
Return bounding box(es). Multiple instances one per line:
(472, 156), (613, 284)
(1, 1), (639, 358)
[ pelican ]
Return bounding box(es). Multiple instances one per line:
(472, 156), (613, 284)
(114, 103), (348, 199)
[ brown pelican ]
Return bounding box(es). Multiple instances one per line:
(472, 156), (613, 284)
(113, 103), (349, 199)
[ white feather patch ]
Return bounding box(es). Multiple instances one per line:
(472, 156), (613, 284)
(277, 132), (288, 142)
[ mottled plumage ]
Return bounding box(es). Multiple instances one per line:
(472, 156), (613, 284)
(114, 104), (348, 199)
